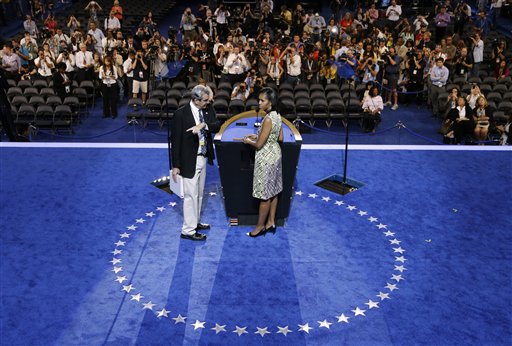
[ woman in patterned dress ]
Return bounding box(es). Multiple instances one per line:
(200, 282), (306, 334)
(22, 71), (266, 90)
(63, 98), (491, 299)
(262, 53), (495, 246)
(242, 87), (283, 237)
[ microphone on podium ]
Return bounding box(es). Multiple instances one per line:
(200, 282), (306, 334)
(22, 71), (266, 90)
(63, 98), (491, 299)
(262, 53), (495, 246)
(254, 106), (261, 128)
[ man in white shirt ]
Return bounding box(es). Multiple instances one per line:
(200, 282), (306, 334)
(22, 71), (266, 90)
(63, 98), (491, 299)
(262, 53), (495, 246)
(75, 43), (94, 82)
(54, 28), (71, 45)
(56, 49), (76, 77)
(34, 50), (54, 81)
(284, 46), (301, 85)
(105, 11), (121, 32)
(224, 46), (248, 84)
(470, 32), (483, 77)
(386, 0), (402, 30)
(123, 50), (135, 99)
(88, 22), (105, 56)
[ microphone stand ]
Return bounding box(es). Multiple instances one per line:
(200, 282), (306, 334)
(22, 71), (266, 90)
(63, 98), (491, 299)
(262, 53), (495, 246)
(254, 107), (261, 128)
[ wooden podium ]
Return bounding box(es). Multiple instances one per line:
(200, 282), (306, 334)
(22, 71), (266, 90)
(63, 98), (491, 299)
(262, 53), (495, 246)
(214, 110), (302, 226)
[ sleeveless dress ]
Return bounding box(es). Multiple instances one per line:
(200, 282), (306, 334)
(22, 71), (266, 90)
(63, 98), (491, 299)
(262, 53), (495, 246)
(252, 111), (283, 200)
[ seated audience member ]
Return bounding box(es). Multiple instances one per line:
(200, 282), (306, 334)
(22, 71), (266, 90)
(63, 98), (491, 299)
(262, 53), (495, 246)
(495, 114), (511, 145)
(473, 96), (493, 144)
(362, 86), (383, 133)
(34, 49), (54, 81)
(445, 87), (460, 117)
(494, 59), (509, 80)
(466, 84), (484, 110)
(446, 97), (474, 143)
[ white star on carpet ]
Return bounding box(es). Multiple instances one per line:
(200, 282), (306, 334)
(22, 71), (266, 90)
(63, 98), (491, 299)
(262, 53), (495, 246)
(365, 299), (380, 309)
(352, 307), (366, 316)
(135, 218), (146, 224)
(295, 190), (304, 196)
(308, 193), (318, 199)
(112, 266), (122, 274)
(395, 256), (407, 263)
(385, 283), (399, 291)
(168, 201), (177, 207)
(318, 320), (332, 329)
(209, 192), (217, 196)
(114, 240), (125, 247)
(394, 265), (407, 272)
(336, 313), (350, 323)
(110, 258), (121, 265)
(111, 249), (122, 255)
(377, 292), (391, 300)
(368, 217), (378, 222)
(127, 225), (137, 231)
(211, 323), (226, 334)
(347, 205), (357, 210)
(335, 200), (344, 206)
(157, 308), (170, 318)
(233, 326), (248, 336)
(358, 210), (368, 216)
(172, 314), (186, 324)
(120, 232), (130, 239)
(391, 274), (404, 282)
(156, 206), (166, 212)
(145, 212), (156, 217)
(277, 326), (292, 336)
(122, 284), (134, 292)
(298, 323), (313, 333)
(321, 196), (331, 202)
(255, 327), (270, 337)
(376, 223), (387, 229)
(130, 293), (143, 302)
(389, 238), (401, 245)
(192, 320), (205, 330)
(384, 230), (396, 237)
(142, 301), (156, 310)
(115, 275), (127, 283)
(393, 247), (406, 254)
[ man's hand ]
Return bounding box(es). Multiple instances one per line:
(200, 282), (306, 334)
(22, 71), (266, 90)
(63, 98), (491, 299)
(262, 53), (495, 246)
(171, 168), (180, 183)
(186, 122), (206, 134)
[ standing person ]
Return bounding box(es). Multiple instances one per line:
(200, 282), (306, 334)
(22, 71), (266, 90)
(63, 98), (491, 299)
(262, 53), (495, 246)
(53, 62), (72, 101)
(429, 57), (449, 118)
(131, 49), (148, 104)
(435, 6), (451, 43)
(242, 87), (283, 238)
(470, 32), (483, 77)
(171, 85), (220, 241)
(99, 56), (118, 118)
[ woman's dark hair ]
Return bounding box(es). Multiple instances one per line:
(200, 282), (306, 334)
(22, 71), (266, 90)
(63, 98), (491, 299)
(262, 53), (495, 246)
(370, 86), (380, 96)
(259, 87), (278, 110)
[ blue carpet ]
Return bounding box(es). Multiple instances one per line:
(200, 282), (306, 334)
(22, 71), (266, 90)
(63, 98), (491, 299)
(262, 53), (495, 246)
(0, 146), (511, 345)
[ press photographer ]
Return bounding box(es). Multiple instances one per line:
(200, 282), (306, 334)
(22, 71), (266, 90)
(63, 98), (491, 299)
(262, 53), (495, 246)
(382, 47), (400, 110)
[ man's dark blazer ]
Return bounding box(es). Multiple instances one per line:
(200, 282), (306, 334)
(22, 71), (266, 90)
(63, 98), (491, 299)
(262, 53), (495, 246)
(52, 71), (70, 100)
(171, 102), (220, 179)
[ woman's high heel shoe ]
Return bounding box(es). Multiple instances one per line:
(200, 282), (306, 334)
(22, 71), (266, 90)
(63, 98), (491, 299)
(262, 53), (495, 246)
(246, 228), (267, 238)
(266, 225), (277, 234)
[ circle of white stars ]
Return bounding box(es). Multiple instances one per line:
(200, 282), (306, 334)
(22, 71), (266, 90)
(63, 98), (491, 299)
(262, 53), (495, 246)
(109, 190), (408, 338)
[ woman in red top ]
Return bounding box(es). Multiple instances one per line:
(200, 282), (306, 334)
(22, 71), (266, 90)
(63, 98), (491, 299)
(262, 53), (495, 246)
(340, 12), (353, 30)
(44, 13), (58, 34)
(494, 60), (510, 80)
(111, 0), (123, 21)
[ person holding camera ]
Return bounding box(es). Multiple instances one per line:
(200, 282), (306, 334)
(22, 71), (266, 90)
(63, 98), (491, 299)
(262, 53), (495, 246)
(180, 8), (197, 42)
(267, 55), (283, 85)
(230, 82), (249, 113)
(469, 32), (484, 78)
(34, 49), (54, 82)
(383, 47), (401, 110)
(453, 47), (473, 81)
(362, 85), (384, 133)
(225, 45), (248, 85)
(361, 57), (379, 84)
(56, 46), (76, 80)
(131, 49), (149, 104)
(406, 50), (426, 105)
(281, 46), (301, 85)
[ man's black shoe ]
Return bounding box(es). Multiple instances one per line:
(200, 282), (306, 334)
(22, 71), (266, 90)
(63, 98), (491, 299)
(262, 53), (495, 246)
(180, 232), (207, 241)
(196, 223), (210, 230)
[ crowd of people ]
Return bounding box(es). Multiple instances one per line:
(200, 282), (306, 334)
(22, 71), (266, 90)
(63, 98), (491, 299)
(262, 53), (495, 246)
(1, 0), (511, 143)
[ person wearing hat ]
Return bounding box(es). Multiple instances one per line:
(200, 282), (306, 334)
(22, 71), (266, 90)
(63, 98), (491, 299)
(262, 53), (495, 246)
(307, 12), (326, 43)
